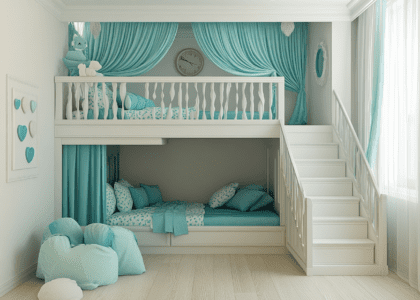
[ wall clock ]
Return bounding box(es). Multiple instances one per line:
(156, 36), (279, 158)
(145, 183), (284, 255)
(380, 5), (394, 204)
(175, 48), (204, 76)
(314, 42), (328, 86)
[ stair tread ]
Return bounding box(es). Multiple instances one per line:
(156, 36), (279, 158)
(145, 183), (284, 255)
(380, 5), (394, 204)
(285, 125), (333, 132)
(291, 143), (339, 147)
(313, 216), (367, 222)
(314, 239), (375, 245)
(295, 159), (346, 162)
(308, 196), (360, 201)
(301, 177), (352, 182)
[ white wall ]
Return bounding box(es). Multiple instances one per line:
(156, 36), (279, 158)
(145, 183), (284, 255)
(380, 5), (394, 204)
(306, 22), (333, 125)
(127, 23), (298, 124)
(0, 0), (67, 296)
(119, 139), (271, 203)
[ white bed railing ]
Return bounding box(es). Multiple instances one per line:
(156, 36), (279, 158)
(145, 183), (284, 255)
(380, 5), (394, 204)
(279, 120), (311, 269)
(55, 77), (285, 124)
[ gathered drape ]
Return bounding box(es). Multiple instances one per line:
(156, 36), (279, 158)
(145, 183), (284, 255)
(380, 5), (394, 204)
(62, 145), (107, 226)
(192, 22), (308, 124)
(83, 22), (178, 77)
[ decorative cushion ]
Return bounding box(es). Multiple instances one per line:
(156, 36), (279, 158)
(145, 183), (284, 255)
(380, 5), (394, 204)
(140, 184), (163, 205)
(117, 92), (156, 110)
(118, 178), (133, 188)
(114, 182), (133, 213)
(242, 184), (264, 191)
(45, 218), (84, 247)
(226, 189), (265, 212)
(208, 183), (239, 208)
(37, 235), (118, 290)
(129, 187), (149, 209)
(38, 278), (83, 300)
(106, 183), (117, 218)
(249, 193), (274, 211)
(84, 223), (114, 248)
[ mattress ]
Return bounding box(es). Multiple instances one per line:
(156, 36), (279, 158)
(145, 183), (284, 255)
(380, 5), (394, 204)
(72, 107), (271, 120)
(106, 204), (280, 228)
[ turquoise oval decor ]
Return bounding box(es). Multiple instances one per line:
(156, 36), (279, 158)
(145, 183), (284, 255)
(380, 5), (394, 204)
(17, 125), (27, 142)
(14, 99), (21, 110)
(30, 100), (37, 113)
(316, 48), (324, 78)
(26, 147), (35, 163)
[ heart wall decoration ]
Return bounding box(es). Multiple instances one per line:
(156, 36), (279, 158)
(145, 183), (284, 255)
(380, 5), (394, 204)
(14, 99), (21, 110)
(17, 125), (27, 142)
(281, 22), (295, 37)
(30, 100), (37, 113)
(26, 147), (35, 163)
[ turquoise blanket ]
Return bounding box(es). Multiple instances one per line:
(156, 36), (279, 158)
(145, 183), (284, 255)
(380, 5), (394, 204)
(152, 201), (193, 236)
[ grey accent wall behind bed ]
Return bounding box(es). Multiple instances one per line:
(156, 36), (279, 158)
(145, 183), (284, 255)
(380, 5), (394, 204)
(119, 139), (272, 203)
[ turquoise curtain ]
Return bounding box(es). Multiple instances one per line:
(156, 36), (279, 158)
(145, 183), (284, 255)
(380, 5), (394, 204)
(366, 0), (386, 167)
(83, 22), (178, 77)
(192, 22), (308, 124)
(62, 145), (107, 226)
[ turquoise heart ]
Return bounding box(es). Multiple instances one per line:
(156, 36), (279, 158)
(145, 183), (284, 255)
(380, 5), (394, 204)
(26, 147), (34, 163)
(30, 100), (37, 113)
(17, 125), (27, 142)
(14, 99), (21, 110)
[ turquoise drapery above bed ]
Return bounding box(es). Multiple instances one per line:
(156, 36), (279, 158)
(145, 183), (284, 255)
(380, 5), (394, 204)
(83, 22), (178, 77)
(62, 145), (107, 226)
(192, 22), (308, 125)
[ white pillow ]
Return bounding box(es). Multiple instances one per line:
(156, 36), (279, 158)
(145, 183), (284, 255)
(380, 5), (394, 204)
(209, 182), (239, 208)
(38, 278), (83, 300)
(114, 182), (133, 213)
(106, 183), (117, 218)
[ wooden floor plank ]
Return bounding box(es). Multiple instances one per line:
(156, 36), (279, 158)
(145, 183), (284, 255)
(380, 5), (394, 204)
(213, 255), (236, 300)
(234, 293), (259, 300)
(145, 256), (180, 300)
(245, 255), (281, 300)
(171, 255), (198, 300)
(230, 254), (256, 294)
(192, 255), (214, 300)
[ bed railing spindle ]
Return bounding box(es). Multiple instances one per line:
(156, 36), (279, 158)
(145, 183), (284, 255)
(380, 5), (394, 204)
(202, 83), (207, 120)
(82, 83), (88, 120)
(235, 83), (239, 120)
(167, 82), (175, 120)
(160, 82), (165, 120)
(120, 83), (126, 120)
(178, 83), (183, 120)
(185, 83), (189, 120)
(258, 82), (265, 120)
(250, 83), (254, 120)
(112, 83), (118, 120)
(66, 82), (73, 120)
(103, 83), (109, 120)
(210, 82), (216, 120)
(269, 83), (273, 120)
(194, 82), (199, 120)
(219, 83), (224, 120)
(152, 83), (157, 120)
(74, 83), (80, 120)
(145, 82), (149, 100)
(225, 83), (231, 120)
(242, 83), (248, 120)
(93, 83), (99, 120)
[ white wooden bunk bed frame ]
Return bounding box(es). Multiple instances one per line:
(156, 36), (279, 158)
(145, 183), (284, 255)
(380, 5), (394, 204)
(54, 76), (292, 254)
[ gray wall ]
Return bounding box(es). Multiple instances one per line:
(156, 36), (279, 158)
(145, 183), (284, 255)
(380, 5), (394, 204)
(119, 139), (272, 203)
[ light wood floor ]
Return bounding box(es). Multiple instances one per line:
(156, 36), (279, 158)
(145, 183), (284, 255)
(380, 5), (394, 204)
(2, 254), (420, 300)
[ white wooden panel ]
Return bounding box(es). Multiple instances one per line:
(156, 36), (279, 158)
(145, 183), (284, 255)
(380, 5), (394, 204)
(313, 239), (375, 265)
(290, 144), (339, 159)
(139, 246), (287, 255)
(311, 196), (360, 217)
(134, 232), (170, 247)
(313, 217), (368, 239)
(302, 179), (353, 196)
(295, 159), (346, 178)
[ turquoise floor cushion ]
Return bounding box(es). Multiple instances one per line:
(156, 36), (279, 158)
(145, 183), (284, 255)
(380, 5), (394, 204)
(37, 235), (118, 290)
(84, 223), (146, 276)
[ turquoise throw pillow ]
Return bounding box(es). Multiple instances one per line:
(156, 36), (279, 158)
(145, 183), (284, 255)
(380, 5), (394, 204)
(47, 218), (84, 247)
(140, 184), (163, 205)
(242, 184), (264, 191)
(129, 187), (149, 209)
(84, 223), (114, 248)
(114, 182), (133, 213)
(249, 193), (274, 211)
(226, 189), (265, 212)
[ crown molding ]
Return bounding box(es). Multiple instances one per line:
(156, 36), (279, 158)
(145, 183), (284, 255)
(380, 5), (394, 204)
(34, 0), (65, 20)
(347, 0), (376, 20)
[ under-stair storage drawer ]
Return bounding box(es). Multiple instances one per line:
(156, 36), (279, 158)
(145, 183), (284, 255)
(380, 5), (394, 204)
(127, 227), (170, 247)
(171, 226), (285, 247)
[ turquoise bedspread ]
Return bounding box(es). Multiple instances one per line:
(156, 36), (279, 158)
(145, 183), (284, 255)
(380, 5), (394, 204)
(203, 206), (280, 226)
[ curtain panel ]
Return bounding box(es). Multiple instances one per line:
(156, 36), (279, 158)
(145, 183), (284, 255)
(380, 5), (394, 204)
(192, 22), (308, 125)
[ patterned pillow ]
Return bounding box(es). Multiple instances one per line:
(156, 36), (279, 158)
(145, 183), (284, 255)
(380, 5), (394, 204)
(106, 183), (117, 218)
(114, 182), (133, 213)
(208, 183), (239, 208)
(118, 178), (133, 188)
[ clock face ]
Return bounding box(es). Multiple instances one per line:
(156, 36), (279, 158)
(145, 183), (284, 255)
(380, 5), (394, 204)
(175, 49), (204, 76)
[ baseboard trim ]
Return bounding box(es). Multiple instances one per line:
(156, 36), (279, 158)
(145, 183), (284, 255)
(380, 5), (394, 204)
(0, 263), (37, 297)
(139, 246), (287, 255)
(306, 264), (389, 276)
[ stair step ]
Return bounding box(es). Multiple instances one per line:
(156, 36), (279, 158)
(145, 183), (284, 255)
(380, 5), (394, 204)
(313, 217), (367, 239)
(301, 178), (353, 196)
(285, 126), (333, 144)
(290, 144), (339, 159)
(313, 239), (375, 265)
(310, 196), (360, 217)
(295, 159), (346, 178)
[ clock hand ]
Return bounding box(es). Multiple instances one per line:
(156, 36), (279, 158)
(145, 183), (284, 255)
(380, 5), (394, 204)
(180, 56), (194, 66)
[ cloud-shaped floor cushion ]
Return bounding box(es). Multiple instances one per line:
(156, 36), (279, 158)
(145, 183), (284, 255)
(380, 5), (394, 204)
(37, 235), (118, 290)
(38, 278), (83, 300)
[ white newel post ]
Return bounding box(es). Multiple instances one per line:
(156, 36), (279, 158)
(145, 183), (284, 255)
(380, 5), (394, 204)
(120, 83), (126, 120)
(103, 83), (109, 120)
(112, 83), (118, 120)
(66, 82), (72, 120)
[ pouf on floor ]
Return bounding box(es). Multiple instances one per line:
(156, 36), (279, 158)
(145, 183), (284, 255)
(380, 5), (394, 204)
(38, 278), (83, 300)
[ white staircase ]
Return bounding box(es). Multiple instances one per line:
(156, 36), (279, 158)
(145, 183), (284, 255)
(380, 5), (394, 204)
(285, 125), (378, 274)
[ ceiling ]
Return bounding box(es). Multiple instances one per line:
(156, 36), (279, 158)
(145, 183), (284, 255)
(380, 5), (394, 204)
(36, 0), (374, 22)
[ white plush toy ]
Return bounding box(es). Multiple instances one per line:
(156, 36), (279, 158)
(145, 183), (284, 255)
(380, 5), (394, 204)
(78, 61), (102, 77)
(38, 278), (83, 300)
